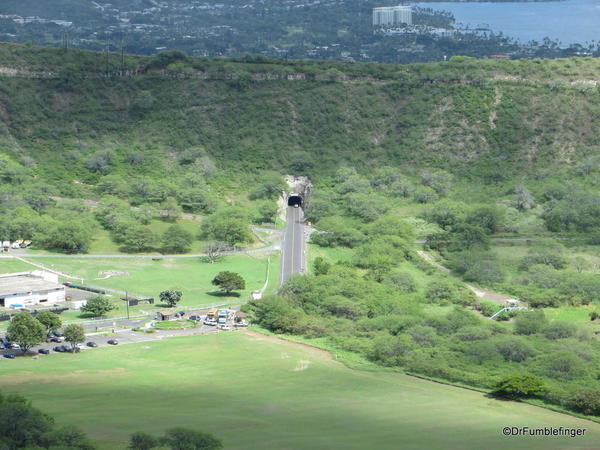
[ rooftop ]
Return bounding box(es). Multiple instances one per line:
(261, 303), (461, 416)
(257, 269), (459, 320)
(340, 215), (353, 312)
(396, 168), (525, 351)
(0, 274), (64, 297)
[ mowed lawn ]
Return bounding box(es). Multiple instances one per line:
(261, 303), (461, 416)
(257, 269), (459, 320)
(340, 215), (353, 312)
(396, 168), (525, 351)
(0, 255), (278, 308)
(1, 332), (598, 450)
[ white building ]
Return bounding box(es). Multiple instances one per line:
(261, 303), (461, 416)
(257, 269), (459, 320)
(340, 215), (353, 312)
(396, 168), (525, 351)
(373, 5), (412, 27)
(0, 271), (65, 308)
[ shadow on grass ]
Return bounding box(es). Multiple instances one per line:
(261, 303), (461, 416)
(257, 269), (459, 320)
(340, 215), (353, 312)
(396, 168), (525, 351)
(206, 290), (241, 298)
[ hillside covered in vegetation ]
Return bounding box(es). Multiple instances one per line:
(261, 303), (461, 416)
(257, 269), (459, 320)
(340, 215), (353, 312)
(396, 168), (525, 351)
(1, 43), (600, 421)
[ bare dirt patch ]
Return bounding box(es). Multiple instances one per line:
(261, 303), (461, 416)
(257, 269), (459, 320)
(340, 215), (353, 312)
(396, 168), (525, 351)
(293, 360), (311, 372)
(242, 330), (334, 362)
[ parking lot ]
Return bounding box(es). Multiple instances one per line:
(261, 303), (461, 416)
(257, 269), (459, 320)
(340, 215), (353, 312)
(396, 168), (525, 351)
(0, 309), (247, 359)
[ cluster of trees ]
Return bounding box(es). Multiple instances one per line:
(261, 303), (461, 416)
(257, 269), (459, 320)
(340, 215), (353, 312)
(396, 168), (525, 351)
(128, 428), (222, 450)
(95, 196), (193, 253)
(0, 392), (96, 449)
(6, 311), (86, 353)
(0, 390), (223, 450)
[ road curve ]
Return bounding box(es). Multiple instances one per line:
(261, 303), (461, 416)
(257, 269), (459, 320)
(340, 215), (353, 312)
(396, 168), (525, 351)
(280, 206), (305, 285)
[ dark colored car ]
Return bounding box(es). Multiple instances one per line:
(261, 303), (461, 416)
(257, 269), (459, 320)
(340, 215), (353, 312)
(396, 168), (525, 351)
(189, 315), (201, 321)
(3, 354), (15, 359)
(47, 336), (64, 343)
(53, 345), (69, 352)
(178, 311), (186, 316)
(38, 349), (50, 355)
(107, 339), (118, 345)
(86, 341), (98, 348)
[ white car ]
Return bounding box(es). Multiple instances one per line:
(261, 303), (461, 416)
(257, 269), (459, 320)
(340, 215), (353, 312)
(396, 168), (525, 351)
(218, 324), (231, 331)
(203, 319), (217, 326)
(234, 321), (249, 327)
(75, 343), (86, 350)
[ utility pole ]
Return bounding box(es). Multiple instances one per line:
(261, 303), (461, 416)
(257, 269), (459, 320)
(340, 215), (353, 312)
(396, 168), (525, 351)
(105, 40), (110, 75)
(125, 291), (130, 320)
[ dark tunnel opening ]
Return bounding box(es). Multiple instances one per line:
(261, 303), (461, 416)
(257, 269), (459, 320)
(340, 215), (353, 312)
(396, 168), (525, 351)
(287, 195), (302, 207)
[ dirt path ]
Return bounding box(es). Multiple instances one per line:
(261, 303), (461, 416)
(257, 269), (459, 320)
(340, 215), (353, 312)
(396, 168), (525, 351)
(416, 250), (515, 305)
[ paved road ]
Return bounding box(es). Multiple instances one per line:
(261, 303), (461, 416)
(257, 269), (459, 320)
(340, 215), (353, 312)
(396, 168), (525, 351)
(0, 325), (222, 358)
(280, 206), (305, 285)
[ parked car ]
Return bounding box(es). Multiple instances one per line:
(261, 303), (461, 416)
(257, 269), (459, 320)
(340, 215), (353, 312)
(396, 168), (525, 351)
(234, 321), (249, 327)
(203, 319), (217, 326)
(75, 343), (86, 350)
(38, 348), (50, 355)
(107, 339), (118, 345)
(177, 311), (186, 316)
(10, 343), (20, 349)
(218, 324), (231, 331)
(53, 345), (68, 352)
(3, 354), (16, 359)
(189, 315), (201, 321)
(50, 330), (63, 337)
(86, 342), (98, 348)
(47, 336), (65, 343)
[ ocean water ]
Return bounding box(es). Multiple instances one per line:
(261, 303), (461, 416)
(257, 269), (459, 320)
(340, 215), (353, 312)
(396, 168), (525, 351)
(416, 0), (600, 45)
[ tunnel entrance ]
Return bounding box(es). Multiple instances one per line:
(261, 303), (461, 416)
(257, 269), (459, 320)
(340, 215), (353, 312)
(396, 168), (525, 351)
(287, 194), (302, 207)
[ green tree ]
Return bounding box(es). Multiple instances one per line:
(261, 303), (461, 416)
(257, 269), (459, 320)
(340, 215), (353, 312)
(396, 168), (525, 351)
(64, 324), (86, 352)
(81, 296), (115, 318)
(35, 311), (62, 334)
(159, 197), (182, 220)
(7, 312), (45, 355)
(161, 224), (192, 254)
(0, 394), (53, 447)
(200, 208), (253, 247)
(42, 425), (97, 449)
(491, 374), (545, 399)
(128, 432), (159, 450)
(254, 201), (278, 224)
(159, 290), (183, 307)
(313, 257), (331, 276)
(160, 427), (222, 450)
(249, 172), (286, 200)
(39, 220), (94, 253)
(118, 224), (156, 253)
(212, 271), (246, 294)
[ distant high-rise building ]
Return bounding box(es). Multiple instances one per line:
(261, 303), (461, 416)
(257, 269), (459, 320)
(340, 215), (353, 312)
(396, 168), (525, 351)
(372, 5), (412, 27)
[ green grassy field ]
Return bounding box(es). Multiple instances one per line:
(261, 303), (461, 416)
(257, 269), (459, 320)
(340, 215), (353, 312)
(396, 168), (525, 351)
(0, 331), (598, 450)
(0, 258), (36, 273)
(0, 254), (279, 308)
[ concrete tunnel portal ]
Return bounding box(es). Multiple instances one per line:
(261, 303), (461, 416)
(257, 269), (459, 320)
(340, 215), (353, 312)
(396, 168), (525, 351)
(287, 194), (303, 207)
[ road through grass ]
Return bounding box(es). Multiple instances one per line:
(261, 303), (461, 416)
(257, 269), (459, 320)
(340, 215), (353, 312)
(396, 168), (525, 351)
(0, 331), (598, 450)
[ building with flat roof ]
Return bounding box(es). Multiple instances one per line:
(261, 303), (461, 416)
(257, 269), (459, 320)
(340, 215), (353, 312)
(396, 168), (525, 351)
(373, 5), (412, 27)
(0, 271), (65, 308)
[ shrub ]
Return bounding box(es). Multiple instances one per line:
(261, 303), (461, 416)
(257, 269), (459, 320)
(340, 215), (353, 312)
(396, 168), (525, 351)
(491, 374), (545, 399)
(514, 310), (547, 335)
(532, 352), (588, 380)
(385, 271), (417, 293)
(495, 337), (535, 362)
(543, 321), (577, 340)
(567, 389), (600, 416)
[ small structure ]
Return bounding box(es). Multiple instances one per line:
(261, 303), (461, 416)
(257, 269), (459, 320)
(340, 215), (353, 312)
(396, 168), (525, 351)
(251, 290), (262, 300)
(156, 311), (174, 321)
(0, 271), (65, 308)
(71, 300), (88, 310)
(505, 299), (520, 307)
